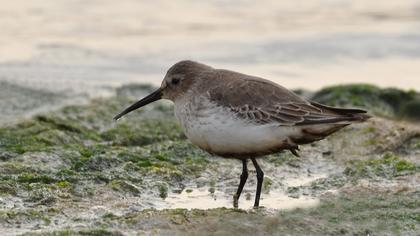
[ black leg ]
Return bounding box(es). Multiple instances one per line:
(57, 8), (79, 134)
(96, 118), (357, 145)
(251, 158), (264, 208)
(233, 159), (248, 208)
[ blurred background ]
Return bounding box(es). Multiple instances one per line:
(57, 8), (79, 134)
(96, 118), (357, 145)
(1, 0), (420, 123)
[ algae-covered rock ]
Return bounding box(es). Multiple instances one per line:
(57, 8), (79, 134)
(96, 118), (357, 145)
(401, 100), (420, 120)
(311, 84), (420, 121)
(0, 84), (212, 210)
(1, 83), (419, 235)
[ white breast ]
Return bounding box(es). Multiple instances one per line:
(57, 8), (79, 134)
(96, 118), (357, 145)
(174, 95), (299, 156)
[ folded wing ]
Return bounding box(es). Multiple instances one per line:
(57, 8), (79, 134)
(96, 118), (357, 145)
(208, 70), (369, 126)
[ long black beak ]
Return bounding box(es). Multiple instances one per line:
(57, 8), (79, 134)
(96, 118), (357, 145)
(113, 88), (162, 120)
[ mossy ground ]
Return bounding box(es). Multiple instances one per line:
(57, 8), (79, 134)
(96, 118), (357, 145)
(1, 84), (419, 235)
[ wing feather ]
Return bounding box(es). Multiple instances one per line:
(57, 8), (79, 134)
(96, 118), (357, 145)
(205, 69), (367, 126)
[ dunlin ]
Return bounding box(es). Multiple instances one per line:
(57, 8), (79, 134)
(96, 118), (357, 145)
(114, 60), (369, 208)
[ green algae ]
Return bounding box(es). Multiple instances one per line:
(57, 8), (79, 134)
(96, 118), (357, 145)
(21, 229), (125, 236)
(185, 188), (193, 193)
(21, 192), (415, 236)
(100, 119), (185, 146)
(0, 85), (212, 207)
(56, 181), (71, 189)
(263, 176), (273, 193)
(18, 173), (56, 184)
(0, 181), (17, 195)
(297, 192), (420, 235)
(1, 83), (419, 235)
(0, 162), (34, 175)
(401, 100), (420, 120)
(109, 180), (141, 195)
(311, 84), (420, 120)
(157, 183), (169, 199)
(344, 152), (418, 178)
(312, 84), (392, 113)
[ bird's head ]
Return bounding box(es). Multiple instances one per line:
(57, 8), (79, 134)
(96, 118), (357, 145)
(113, 60), (212, 120)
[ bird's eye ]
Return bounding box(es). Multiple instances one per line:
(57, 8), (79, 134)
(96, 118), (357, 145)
(172, 78), (180, 85)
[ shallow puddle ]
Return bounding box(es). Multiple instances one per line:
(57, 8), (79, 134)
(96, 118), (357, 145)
(157, 174), (326, 210)
(159, 187), (319, 210)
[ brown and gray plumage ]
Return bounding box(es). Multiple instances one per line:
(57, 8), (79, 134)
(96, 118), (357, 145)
(114, 60), (370, 208)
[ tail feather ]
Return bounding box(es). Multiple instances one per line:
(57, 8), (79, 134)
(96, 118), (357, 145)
(310, 101), (371, 122)
(290, 102), (371, 149)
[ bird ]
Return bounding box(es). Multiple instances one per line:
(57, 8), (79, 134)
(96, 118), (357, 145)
(114, 60), (370, 208)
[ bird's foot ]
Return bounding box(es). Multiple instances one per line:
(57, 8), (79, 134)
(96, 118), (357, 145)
(253, 205), (265, 210)
(233, 194), (239, 208)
